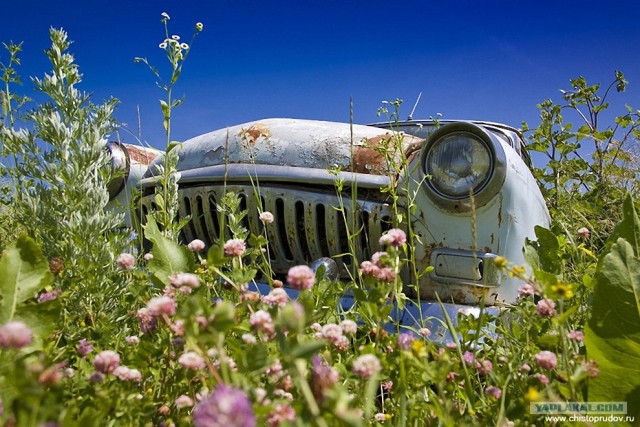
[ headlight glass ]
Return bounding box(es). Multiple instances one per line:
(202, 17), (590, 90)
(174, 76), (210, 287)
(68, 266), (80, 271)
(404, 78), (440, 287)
(425, 132), (492, 198)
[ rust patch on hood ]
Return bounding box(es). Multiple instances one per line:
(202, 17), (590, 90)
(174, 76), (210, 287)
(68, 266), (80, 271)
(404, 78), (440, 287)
(125, 144), (162, 166)
(238, 123), (272, 145)
(352, 134), (389, 174)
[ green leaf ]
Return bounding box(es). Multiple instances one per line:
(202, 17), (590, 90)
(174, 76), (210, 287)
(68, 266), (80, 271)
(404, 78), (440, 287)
(534, 226), (561, 274)
(289, 340), (326, 359)
(144, 217), (195, 286)
(0, 235), (54, 324)
(585, 238), (640, 418)
(606, 194), (640, 256)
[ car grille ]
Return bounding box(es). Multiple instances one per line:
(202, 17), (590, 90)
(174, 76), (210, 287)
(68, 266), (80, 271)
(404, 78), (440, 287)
(140, 184), (393, 276)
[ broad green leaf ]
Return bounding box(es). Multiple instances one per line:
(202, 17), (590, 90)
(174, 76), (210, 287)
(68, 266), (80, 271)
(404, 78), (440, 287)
(534, 226), (561, 274)
(144, 216), (195, 286)
(605, 194), (640, 256)
(0, 235), (54, 324)
(585, 238), (640, 418)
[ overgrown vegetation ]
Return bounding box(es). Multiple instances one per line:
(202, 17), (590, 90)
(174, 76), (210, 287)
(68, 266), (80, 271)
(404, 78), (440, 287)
(0, 15), (638, 426)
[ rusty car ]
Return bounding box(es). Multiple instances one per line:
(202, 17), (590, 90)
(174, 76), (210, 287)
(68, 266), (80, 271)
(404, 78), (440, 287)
(107, 117), (550, 338)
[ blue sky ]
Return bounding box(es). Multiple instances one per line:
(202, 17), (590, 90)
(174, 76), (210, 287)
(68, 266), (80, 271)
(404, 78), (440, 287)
(2, 1), (639, 151)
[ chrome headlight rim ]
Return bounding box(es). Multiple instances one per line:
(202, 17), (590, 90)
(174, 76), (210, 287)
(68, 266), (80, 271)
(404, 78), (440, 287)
(420, 123), (506, 211)
(106, 142), (131, 201)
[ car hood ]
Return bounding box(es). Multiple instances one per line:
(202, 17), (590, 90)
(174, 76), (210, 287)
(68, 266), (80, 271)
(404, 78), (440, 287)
(144, 118), (423, 178)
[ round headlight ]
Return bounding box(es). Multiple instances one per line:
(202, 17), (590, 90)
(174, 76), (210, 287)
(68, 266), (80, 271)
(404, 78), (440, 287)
(425, 132), (492, 198)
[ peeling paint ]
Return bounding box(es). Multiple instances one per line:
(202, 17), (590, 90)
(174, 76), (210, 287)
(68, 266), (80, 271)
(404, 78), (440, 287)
(238, 123), (272, 145)
(126, 144), (161, 165)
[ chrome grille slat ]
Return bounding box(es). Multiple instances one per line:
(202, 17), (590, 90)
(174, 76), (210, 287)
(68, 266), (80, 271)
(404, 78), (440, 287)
(140, 184), (391, 277)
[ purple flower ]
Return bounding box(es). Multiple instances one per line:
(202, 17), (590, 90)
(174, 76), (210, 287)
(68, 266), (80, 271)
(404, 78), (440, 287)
(187, 239), (206, 252)
(116, 253), (135, 270)
(224, 239), (246, 257)
(175, 395), (195, 409)
(340, 319), (358, 335)
(533, 373), (550, 385)
(136, 307), (158, 333)
(147, 295), (176, 317)
(360, 261), (381, 277)
(352, 354), (381, 379)
(375, 267), (396, 283)
(518, 283), (535, 297)
(536, 298), (556, 317)
(192, 384), (255, 427)
(476, 359), (493, 376)
(379, 228), (407, 247)
(169, 272), (200, 289)
(267, 404), (296, 427)
(93, 350), (120, 374)
(37, 289), (60, 303)
(262, 288), (289, 306)
(286, 265), (315, 290)
(534, 350), (558, 370)
(577, 227), (590, 240)
(77, 339), (93, 357)
(113, 366), (142, 381)
(567, 330), (584, 341)
(485, 386), (502, 399)
(463, 351), (475, 365)
(178, 351), (206, 370)
(0, 321), (32, 349)
(397, 333), (415, 351)
(311, 355), (339, 403)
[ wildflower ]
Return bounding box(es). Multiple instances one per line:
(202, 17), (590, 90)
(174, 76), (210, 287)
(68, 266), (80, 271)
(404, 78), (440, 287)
(379, 228), (406, 247)
(38, 364), (64, 386)
(49, 257), (64, 275)
(581, 359), (599, 378)
(159, 42), (167, 49)
(257, 211), (275, 224)
(286, 265), (315, 290)
(224, 239), (246, 257)
(192, 384), (256, 427)
(382, 380), (393, 391)
(446, 371), (460, 381)
(37, 289), (60, 303)
(485, 386), (502, 399)
(170, 272), (200, 289)
(77, 339), (93, 357)
(144, 252), (154, 261)
(126, 336), (140, 344)
(463, 351), (475, 365)
(179, 351), (206, 370)
(320, 323), (343, 342)
(446, 342), (458, 350)
(242, 333), (257, 344)
(371, 251), (389, 267)
(136, 307), (158, 333)
(518, 283), (535, 297)
(567, 330), (584, 341)
(476, 359), (493, 376)
(116, 253), (135, 270)
(533, 373), (549, 385)
(267, 404), (296, 426)
(376, 267), (396, 282)
(180, 43), (189, 50)
(147, 295), (176, 317)
(577, 227), (590, 239)
(534, 350), (558, 370)
(360, 260), (381, 277)
(195, 22), (204, 32)
(340, 319), (358, 335)
(551, 282), (574, 299)
(188, 239), (206, 252)
(0, 321), (32, 349)
(175, 395), (194, 409)
(375, 413), (389, 423)
(525, 387), (540, 402)
(262, 288), (289, 306)
(171, 319), (185, 336)
(419, 327), (431, 337)
(113, 366), (142, 381)
(93, 350), (120, 374)
(519, 363), (531, 372)
(494, 256), (508, 269)
(352, 354), (381, 379)
(171, 34), (180, 40)
(397, 333), (415, 351)
(161, 12), (170, 20)
(249, 310), (275, 337)
(310, 355), (339, 403)
(536, 298), (556, 317)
